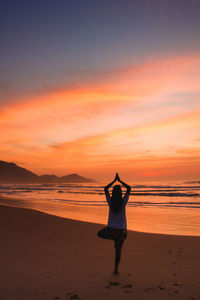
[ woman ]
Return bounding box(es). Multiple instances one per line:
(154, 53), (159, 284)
(97, 172), (131, 275)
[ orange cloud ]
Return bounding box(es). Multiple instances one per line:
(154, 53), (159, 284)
(0, 53), (200, 180)
(17, 109), (197, 180)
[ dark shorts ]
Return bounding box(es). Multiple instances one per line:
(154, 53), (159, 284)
(97, 226), (127, 248)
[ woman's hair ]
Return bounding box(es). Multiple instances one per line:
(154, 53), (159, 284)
(111, 185), (123, 214)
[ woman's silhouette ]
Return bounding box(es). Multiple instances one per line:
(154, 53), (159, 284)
(97, 172), (131, 274)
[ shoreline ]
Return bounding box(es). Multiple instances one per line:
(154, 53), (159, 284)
(1, 194), (200, 237)
(0, 204), (200, 299)
(0, 201), (199, 238)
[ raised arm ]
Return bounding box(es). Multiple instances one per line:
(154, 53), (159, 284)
(116, 173), (131, 194)
(104, 174), (117, 194)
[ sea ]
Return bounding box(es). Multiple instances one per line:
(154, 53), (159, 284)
(0, 180), (200, 236)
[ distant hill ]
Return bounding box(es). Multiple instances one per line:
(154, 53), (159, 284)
(39, 175), (59, 183)
(60, 173), (95, 183)
(39, 173), (95, 183)
(0, 161), (39, 183)
(0, 161), (96, 183)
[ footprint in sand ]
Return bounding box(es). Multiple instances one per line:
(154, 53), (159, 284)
(109, 281), (120, 286)
(122, 284), (132, 288)
(144, 287), (156, 292)
(173, 281), (181, 287)
(70, 294), (80, 299)
(168, 247), (183, 261)
(157, 283), (165, 290)
(122, 284), (132, 293)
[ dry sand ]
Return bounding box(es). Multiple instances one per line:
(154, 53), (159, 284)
(0, 204), (200, 300)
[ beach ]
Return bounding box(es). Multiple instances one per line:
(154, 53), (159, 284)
(1, 181), (200, 237)
(0, 204), (200, 300)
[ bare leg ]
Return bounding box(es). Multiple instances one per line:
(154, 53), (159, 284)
(114, 240), (124, 275)
(97, 227), (127, 274)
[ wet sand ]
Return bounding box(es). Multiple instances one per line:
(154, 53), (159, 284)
(0, 204), (200, 299)
(1, 194), (200, 236)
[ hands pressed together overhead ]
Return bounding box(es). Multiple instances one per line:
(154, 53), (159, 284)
(104, 172), (131, 194)
(115, 172), (120, 182)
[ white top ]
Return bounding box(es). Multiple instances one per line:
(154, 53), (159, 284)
(105, 191), (129, 229)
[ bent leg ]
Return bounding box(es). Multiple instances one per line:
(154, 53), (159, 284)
(97, 227), (127, 274)
(97, 227), (115, 241)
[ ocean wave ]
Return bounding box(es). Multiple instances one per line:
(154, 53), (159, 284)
(55, 190), (200, 197)
(1, 187), (200, 198)
(132, 185), (200, 189)
(1, 183), (200, 189)
(50, 198), (200, 209)
(132, 192), (200, 197)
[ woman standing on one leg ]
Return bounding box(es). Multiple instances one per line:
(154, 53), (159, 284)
(97, 173), (131, 274)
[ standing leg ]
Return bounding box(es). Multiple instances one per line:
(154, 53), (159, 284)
(97, 227), (127, 274)
(114, 239), (124, 275)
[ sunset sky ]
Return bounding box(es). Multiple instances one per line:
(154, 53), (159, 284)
(0, 0), (200, 181)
